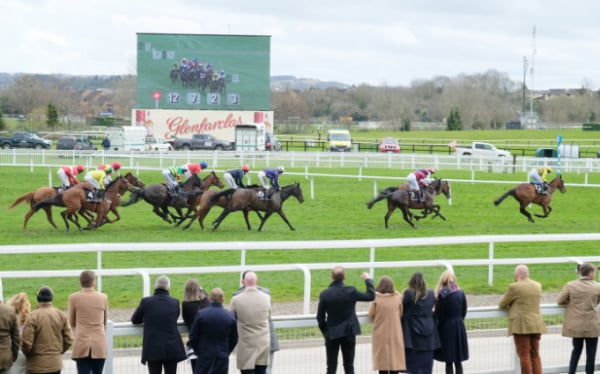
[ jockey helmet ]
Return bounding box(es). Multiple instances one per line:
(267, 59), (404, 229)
(112, 161), (122, 170)
(207, 63), (212, 68)
(428, 168), (436, 174)
(200, 161), (208, 169)
(242, 165), (250, 172)
(277, 166), (285, 173)
(547, 166), (553, 173)
(105, 166), (113, 174)
(76, 165), (85, 173)
(188, 164), (201, 174)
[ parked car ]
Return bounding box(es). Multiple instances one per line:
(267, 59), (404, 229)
(265, 133), (282, 152)
(144, 136), (173, 151)
(56, 136), (97, 150)
(0, 131), (52, 149)
(379, 137), (400, 153)
(172, 134), (234, 151)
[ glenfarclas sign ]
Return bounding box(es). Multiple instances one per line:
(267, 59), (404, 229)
(167, 113), (244, 137)
(132, 109), (274, 142)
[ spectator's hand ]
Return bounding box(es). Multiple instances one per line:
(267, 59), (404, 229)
(360, 272), (370, 280)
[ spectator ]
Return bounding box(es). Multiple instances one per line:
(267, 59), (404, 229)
(316, 266), (375, 374)
(230, 271), (271, 374)
(0, 297), (20, 373)
(131, 275), (186, 374)
(368, 275), (405, 374)
(101, 136), (110, 151)
(499, 265), (547, 374)
(434, 270), (469, 374)
(188, 288), (238, 374)
(557, 262), (600, 374)
(181, 278), (209, 373)
(401, 272), (440, 374)
(224, 165), (250, 189)
(233, 271), (280, 374)
(6, 292), (30, 374)
(21, 286), (73, 374)
(68, 270), (109, 374)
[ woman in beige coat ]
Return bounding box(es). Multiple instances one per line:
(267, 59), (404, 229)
(368, 276), (406, 374)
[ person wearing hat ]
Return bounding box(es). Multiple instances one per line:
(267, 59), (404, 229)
(529, 166), (552, 195)
(21, 286), (73, 374)
(84, 168), (111, 202)
(557, 262), (600, 374)
(407, 167), (434, 202)
(57, 164), (85, 190)
(257, 166), (285, 201)
(224, 165), (250, 189)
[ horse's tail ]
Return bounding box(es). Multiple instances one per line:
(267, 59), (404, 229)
(121, 188), (144, 207)
(33, 194), (63, 212)
(7, 191), (34, 209)
(210, 188), (236, 203)
(367, 187), (399, 209)
(493, 189), (515, 206)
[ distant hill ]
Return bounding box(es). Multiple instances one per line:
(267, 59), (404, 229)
(270, 75), (350, 91)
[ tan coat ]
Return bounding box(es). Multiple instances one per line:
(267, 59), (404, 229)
(368, 291), (406, 371)
(557, 277), (600, 337)
(0, 303), (19, 371)
(68, 288), (108, 359)
(499, 278), (547, 336)
(21, 302), (73, 373)
(230, 287), (271, 370)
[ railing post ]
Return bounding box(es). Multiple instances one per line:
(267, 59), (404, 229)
(369, 246), (375, 279)
(310, 177), (314, 200)
(488, 241), (494, 286)
(105, 320), (114, 374)
(97, 250), (102, 292)
(373, 180), (377, 198)
(137, 270), (150, 297)
(296, 265), (311, 315)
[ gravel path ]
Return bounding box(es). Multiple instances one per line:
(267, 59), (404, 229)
(108, 293), (560, 322)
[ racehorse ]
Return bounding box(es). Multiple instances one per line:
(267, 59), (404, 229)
(180, 184), (264, 230)
(210, 183), (304, 232)
(169, 66), (179, 85)
(121, 173), (205, 224)
(8, 172), (144, 231)
(32, 177), (132, 232)
(366, 178), (451, 228)
(493, 174), (566, 222)
(99, 175), (138, 225)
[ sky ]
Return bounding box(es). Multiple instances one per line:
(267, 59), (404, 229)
(1, 0), (598, 90)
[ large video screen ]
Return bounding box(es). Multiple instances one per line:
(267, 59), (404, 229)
(136, 33), (271, 110)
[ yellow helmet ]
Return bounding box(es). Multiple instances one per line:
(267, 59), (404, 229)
(547, 166), (553, 173)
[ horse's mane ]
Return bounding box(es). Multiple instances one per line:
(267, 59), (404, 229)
(105, 176), (122, 190)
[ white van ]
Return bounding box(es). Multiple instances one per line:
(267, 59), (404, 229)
(327, 129), (352, 152)
(105, 126), (147, 151)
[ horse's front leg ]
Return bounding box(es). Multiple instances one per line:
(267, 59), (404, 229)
(274, 210), (295, 231)
(534, 205), (552, 218)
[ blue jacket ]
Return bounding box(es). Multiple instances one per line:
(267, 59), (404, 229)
(131, 288), (187, 364)
(263, 168), (281, 190)
(227, 169), (246, 188)
(188, 303), (238, 368)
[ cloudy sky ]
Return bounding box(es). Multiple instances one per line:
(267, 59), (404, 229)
(1, 0), (598, 89)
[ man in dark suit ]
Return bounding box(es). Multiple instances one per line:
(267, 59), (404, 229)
(188, 288), (238, 374)
(317, 266), (375, 374)
(131, 275), (187, 374)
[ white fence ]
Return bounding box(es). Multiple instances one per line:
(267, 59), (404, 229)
(2, 149), (600, 177)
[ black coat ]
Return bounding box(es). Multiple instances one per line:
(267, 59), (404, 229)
(188, 302), (238, 373)
(316, 278), (375, 340)
(131, 288), (187, 364)
(182, 297), (210, 331)
(401, 289), (441, 351)
(434, 288), (469, 363)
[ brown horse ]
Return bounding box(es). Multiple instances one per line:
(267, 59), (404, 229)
(210, 183), (304, 232)
(7, 172), (144, 230)
(180, 183), (263, 230)
(122, 172), (209, 224)
(493, 174), (566, 222)
(33, 177), (132, 232)
(367, 178), (451, 228)
(98, 175), (138, 225)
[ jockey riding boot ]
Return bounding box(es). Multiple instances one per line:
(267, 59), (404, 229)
(95, 189), (105, 201)
(168, 184), (180, 197)
(419, 188), (425, 202)
(260, 188), (271, 201)
(541, 182), (548, 195)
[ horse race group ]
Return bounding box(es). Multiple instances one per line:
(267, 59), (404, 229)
(8, 161), (304, 233)
(8, 159), (565, 232)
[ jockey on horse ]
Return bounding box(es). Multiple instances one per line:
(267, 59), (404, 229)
(406, 167), (435, 202)
(528, 166), (552, 194)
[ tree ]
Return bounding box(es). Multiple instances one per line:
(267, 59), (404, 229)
(446, 107), (463, 131)
(46, 103), (59, 129)
(0, 108), (5, 131)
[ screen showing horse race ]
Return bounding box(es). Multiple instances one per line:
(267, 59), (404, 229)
(136, 33), (271, 111)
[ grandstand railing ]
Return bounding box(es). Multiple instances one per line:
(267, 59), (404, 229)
(2, 234), (600, 312)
